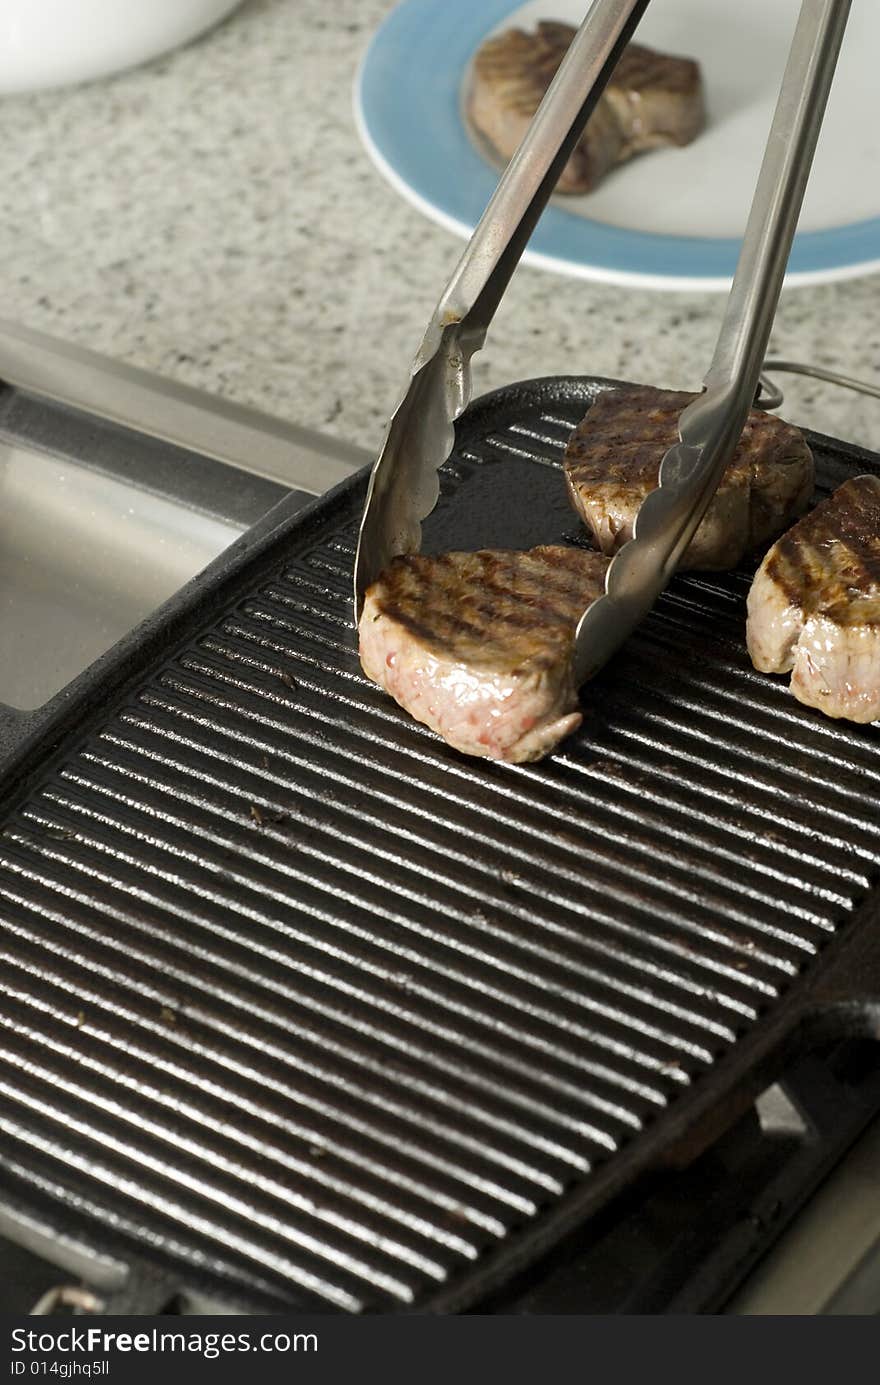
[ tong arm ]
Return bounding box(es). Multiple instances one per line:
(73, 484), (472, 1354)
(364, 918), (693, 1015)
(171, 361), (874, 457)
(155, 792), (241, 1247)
(573, 0), (852, 684)
(354, 0), (651, 616)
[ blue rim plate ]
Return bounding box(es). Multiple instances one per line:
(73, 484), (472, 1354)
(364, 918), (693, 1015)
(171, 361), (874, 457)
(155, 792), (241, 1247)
(353, 0), (880, 291)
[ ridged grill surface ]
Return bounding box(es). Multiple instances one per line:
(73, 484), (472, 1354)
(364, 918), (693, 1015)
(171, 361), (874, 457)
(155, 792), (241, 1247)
(1, 379), (880, 1311)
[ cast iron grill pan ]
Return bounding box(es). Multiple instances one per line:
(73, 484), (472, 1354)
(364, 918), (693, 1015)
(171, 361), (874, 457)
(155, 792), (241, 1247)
(1, 376), (879, 1313)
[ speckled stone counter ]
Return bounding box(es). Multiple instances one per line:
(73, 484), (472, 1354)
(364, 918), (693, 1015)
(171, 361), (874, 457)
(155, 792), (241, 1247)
(1, 0), (879, 462)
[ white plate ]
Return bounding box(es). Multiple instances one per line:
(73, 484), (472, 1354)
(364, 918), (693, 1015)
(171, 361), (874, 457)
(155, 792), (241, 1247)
(354, 0), (880, 290)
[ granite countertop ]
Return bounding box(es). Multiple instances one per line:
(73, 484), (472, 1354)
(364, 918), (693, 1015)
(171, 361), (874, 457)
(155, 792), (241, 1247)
(1, 0), (879, 459)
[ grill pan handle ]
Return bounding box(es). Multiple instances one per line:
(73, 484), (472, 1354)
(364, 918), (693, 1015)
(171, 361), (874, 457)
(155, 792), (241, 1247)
(644, 905), (880, 1189)
(796, 903), (880, 1043)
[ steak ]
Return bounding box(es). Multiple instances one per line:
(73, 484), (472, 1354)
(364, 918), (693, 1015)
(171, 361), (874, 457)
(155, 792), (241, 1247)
(747, 474), (880, 723)
(564, 385), (814, 570)
(468, 21), (705, 194)
(358, 546), (609, 763)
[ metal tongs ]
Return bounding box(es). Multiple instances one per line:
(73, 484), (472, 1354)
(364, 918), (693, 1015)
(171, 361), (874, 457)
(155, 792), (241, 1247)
(354, 0), (851, 687)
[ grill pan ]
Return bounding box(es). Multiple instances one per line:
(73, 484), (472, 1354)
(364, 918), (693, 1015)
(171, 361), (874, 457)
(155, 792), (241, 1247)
(1, 374), (880, 1314)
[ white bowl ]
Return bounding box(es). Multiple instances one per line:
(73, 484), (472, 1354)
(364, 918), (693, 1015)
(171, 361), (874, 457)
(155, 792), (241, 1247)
(0, 0), (244, 93)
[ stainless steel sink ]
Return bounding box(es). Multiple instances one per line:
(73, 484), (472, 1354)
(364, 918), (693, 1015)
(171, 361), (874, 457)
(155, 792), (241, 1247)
(0, 439), (246, 709)
(0, 320), (368, 713)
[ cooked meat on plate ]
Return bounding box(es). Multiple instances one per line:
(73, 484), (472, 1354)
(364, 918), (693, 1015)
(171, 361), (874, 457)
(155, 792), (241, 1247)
(747, 474), (880, 723)
(359, 546), (609, 763)
(468, 21), (705, 194)
(564, 385), (814, 570)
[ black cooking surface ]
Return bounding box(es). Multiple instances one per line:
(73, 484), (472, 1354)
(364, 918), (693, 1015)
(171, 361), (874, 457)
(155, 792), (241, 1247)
(1, 376), (879, 1313)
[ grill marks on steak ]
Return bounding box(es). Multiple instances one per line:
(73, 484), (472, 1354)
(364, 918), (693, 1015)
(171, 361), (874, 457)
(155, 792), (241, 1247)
(747, 475), (880, 722)
(358, 546), (609, 762)
(468, 22), (705, 194)
(564, 385), (815, 570)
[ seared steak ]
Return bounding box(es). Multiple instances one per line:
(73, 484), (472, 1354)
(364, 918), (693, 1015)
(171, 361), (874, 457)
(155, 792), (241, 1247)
(747, 474), (880, 722)
(564, 385), (814, 570)
(358, 546), (609, 762)
(468, 22), (705, 194)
